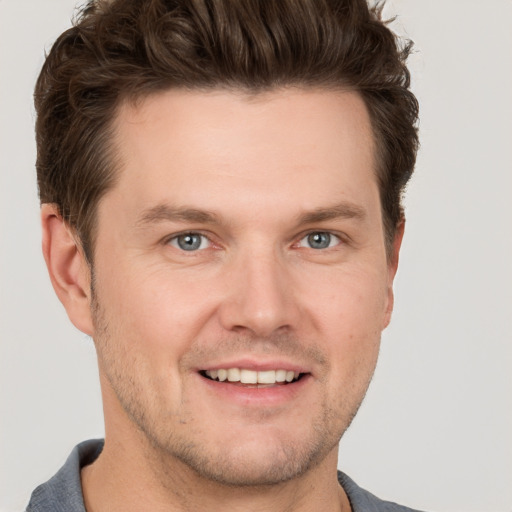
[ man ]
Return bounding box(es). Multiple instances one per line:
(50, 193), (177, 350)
(26, 0), (420, 510)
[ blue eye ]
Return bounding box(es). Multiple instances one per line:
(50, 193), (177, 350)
(299, 232), (340, 250)
(169, 233), (210, 251)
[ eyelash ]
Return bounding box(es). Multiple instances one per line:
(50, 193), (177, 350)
(167, 232), (212, 252)
(296, 231), (342, 250)
(165, 230), (344, 253)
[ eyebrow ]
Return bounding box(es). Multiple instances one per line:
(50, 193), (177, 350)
(136, 204), (220, 227)
(135, 200), (366, 229)
(297, 202), (367, 225)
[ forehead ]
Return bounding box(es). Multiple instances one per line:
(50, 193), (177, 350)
(116, 87), (374, 158)
(106, 87), (378, 223)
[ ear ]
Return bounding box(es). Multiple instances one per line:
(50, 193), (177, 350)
(41, 204), (94, 335)
(382, 219), (405, 329)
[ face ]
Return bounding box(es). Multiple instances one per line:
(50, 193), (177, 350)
(88, 88), (398, 486)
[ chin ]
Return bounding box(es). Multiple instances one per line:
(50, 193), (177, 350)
(162, 426), (336, 487)
(177, 447), (319, 487)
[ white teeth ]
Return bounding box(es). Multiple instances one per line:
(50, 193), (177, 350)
(240, 369), (258, 384)
(275, 369), (286, 382)
(227, 368), (240, 382)
(257, 370), (276, 384)
(204, 368), (301, 385)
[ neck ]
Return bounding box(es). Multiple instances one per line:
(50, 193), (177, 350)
(81, 432), (350, 512)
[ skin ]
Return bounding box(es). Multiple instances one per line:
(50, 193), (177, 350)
(42, 88), (403, 512)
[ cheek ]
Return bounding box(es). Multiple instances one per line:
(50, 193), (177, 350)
(312, 267), (387, 365)
(313, 263), (388, 326)
(95, 261), (219, 356)
(91, 265), (199, 408)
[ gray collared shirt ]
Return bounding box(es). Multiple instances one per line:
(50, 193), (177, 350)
(26, 439), (425, 511)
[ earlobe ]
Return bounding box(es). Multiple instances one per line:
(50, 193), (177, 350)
(41, 204), (94, 335)
(382, 219), (405, 329)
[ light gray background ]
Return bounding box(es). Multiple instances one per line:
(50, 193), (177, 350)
(1, 1), (511, 511)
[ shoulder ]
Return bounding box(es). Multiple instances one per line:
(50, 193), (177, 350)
(25, 439), (104, 512)
(338, 471), (427, 512)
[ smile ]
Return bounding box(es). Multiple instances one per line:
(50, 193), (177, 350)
(201, 368), (302, 386)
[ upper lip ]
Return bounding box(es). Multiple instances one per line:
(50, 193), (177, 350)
(196, 358), (311, 375)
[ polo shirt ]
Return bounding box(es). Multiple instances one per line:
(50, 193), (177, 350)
(26, 439), (425, 511)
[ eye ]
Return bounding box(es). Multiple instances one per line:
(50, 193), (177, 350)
(168, 232), (211, 251)
(298, 232), (341, 250)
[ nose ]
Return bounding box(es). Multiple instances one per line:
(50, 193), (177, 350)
(218, 248), (300, 338)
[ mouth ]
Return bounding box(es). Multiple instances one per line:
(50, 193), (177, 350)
(199, 368), (305, 388)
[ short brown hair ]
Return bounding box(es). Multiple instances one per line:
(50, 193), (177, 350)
(35, 0), (419, 262)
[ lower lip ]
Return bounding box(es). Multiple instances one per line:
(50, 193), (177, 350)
(198, 373), (312, 407)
